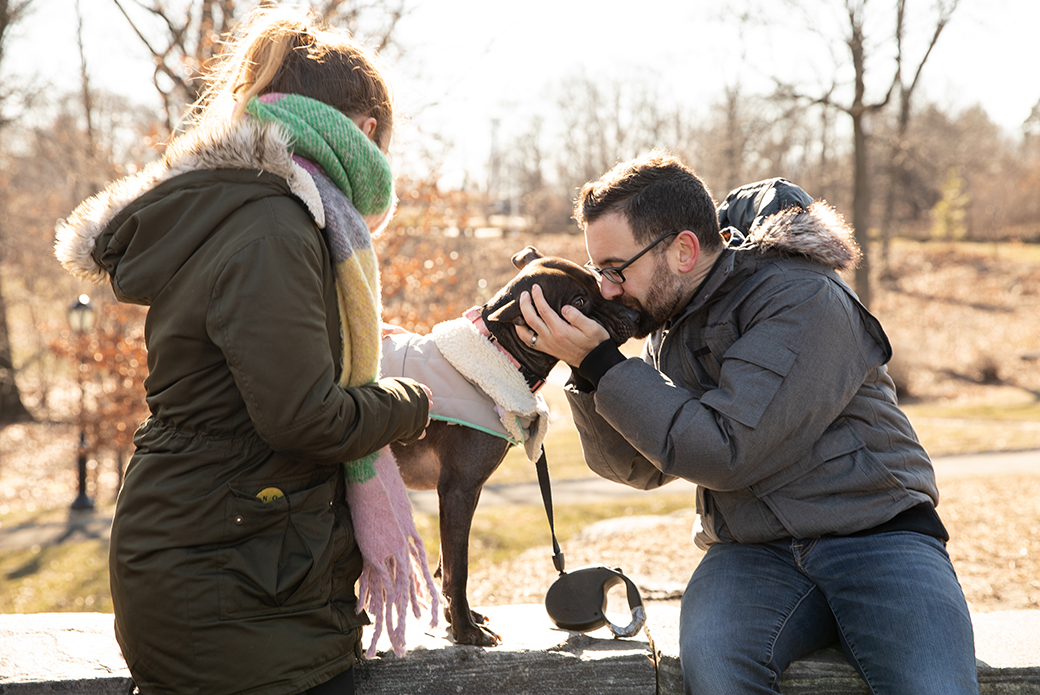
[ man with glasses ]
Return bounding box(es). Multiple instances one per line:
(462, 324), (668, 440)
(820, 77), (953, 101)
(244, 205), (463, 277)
(516, 151), (978, 694)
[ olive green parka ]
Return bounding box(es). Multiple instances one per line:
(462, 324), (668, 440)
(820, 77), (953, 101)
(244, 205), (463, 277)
(54, 118), (429, 695)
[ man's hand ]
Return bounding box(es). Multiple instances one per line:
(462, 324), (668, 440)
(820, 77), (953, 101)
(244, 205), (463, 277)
(516, 284), (610, 368)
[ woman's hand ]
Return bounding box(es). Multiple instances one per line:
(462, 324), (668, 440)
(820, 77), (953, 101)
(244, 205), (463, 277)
(381, 322), (409, 338)
(416, 383), (433, 440)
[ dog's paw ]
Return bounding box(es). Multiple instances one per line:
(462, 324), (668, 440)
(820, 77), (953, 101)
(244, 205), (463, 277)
(452, 622), (501, 647)
(446, 607), (501, 646)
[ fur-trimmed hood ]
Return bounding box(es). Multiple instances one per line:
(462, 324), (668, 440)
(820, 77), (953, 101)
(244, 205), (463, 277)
(740, 200), (860, 273)
(54, 118), (324, 288)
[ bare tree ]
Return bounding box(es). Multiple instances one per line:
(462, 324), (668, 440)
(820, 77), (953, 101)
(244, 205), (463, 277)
(553, 74), (677, 197)
(554, 75), (626, 189)
(111, 0), (238, 131)
(879, 0), (959, 277)
(0, 0), (37, 128)
(0, 0), (37, 425)
(708, 86), (754, 194)
(0, 0), (160, 426)
(773, 0), (959, 308)
(500, 116), (576, 235)
(1026, 97), (1040, 150)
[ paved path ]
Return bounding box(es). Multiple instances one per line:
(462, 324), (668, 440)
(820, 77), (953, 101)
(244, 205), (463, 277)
(407, 448), (1040, 515)
(2, 449), (1036, 549)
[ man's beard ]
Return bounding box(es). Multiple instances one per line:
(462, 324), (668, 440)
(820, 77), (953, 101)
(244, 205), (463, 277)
(622, 256), (688, 339)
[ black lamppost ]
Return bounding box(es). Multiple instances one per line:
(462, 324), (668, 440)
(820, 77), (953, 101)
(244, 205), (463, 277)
(68, 294), (96, 511)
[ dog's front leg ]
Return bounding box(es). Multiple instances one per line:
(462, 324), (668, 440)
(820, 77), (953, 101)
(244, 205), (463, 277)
(437, 479), (501, 647)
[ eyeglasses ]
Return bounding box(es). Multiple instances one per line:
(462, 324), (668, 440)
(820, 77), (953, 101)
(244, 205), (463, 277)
(584, 230), (679, 284)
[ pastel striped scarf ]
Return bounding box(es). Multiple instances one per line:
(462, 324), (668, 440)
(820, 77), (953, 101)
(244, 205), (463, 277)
(247, 93), (438, 656)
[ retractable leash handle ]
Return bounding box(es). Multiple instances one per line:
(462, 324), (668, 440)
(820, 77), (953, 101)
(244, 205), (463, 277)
(544, 565), (646, 637)
(535, 449), (646, 638)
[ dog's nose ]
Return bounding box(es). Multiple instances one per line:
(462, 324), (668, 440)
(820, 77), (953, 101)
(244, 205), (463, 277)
(621, 305), (641, 323)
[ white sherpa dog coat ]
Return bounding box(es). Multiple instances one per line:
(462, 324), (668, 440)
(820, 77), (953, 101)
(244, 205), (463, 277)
(381, 316), (550, 462)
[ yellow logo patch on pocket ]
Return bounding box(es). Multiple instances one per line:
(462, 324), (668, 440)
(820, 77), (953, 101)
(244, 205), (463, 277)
(256, 487), (285, 503)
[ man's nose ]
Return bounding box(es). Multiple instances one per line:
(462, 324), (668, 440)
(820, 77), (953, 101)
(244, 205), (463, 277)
(600, 279), (623, 300)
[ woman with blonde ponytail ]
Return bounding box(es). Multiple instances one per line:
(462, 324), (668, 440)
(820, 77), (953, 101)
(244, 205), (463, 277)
(55, 7), (436, 694)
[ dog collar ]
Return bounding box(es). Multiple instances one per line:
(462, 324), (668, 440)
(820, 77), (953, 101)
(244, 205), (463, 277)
(466, 306), (546, 392)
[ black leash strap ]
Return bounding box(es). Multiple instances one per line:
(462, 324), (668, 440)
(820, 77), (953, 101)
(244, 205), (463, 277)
(535, 448), (566, 573)
(537, 447), (648, 637)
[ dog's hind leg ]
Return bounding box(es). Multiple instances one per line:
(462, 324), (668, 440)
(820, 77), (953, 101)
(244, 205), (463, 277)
(433, 426), (511, 646)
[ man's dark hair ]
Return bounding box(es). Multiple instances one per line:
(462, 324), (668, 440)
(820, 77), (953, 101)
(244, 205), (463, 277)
(575, 151), (723, 254)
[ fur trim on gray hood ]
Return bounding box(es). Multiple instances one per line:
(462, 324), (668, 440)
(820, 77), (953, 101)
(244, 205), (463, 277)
(54, 118), (324, 284)
(741, 201), (861, 273)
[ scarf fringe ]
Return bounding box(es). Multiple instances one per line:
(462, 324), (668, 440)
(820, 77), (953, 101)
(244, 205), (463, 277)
(345, 447), (441, 657)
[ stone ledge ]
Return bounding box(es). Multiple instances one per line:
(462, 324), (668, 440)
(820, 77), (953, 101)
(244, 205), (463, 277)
(0, 612), (129, 695)
(645, 607), (1040, 695)
(2, 608), (1038, 694)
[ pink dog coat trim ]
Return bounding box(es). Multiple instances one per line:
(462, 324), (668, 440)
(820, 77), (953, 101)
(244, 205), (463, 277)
(463, 305), (523, 372)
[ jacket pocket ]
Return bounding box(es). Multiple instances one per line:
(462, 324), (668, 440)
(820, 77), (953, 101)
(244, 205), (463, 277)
(752, 421), (907, 538)
(701, 333), (797, 429)
(751, 420), (862, 497)
(218, 477), (338, 619)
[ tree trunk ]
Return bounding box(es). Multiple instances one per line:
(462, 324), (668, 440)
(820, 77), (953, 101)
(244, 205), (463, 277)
(851, 111), (872, 309)
(881, 95), (911, 281)
(0, 273), (32, 426)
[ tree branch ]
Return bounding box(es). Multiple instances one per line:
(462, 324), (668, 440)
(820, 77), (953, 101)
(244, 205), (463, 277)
(111, 0), (163, 58)
(904, 0), (959, 98)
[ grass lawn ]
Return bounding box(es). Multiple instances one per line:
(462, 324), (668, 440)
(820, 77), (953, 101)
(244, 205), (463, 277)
(0, 506), (112, 613)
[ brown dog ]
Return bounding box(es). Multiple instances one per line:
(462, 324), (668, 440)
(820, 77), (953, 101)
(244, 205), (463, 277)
(384, 247), (639, 646)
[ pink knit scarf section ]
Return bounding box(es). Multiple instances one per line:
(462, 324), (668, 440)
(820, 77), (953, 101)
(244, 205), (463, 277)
(345, 449), (441, 656)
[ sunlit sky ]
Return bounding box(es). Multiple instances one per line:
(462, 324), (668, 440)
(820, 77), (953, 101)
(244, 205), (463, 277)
(8, 0), (1038, 184)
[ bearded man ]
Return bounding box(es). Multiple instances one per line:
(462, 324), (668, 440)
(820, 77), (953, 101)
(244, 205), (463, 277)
(517, 152), (978, 695)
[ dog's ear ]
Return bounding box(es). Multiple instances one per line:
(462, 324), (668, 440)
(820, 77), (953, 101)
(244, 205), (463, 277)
(485, 297), (526, 326)
(511, 247), (542, 270)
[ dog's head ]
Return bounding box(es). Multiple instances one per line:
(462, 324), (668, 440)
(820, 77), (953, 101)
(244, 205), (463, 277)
(482, 246), (640, 348)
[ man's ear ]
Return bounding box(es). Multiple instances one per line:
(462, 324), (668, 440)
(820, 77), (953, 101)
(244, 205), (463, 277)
(511, 246), (542, 270)
(485, 297), (526, 326)
(674, 231), (701, 273)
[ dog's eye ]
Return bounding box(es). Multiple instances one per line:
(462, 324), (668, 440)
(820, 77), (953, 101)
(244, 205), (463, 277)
(572, 297), (586, 309)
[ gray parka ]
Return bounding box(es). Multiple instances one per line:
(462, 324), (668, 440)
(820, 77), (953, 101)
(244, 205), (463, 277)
(54, 118), (429, 694)
(566, 202), (939, 548)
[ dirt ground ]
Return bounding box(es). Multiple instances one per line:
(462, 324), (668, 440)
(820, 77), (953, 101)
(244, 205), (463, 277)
(466, 474), (1040, 615)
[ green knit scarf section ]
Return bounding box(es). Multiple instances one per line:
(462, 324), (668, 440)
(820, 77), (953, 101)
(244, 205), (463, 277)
(247, 93), (390, 485)
(245, 93), (393, 216)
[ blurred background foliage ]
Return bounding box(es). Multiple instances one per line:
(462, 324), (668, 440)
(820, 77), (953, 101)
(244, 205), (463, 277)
(0, 0), (1039, 616)
(0, 0), (1037, 565)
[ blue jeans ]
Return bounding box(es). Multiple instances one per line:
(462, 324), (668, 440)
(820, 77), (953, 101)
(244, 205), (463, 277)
(679, 532), (979, 694)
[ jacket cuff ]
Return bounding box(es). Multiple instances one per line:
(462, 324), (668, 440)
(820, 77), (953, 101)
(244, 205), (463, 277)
(574, 340), (627, 390)
(566, 369), (596, 393)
